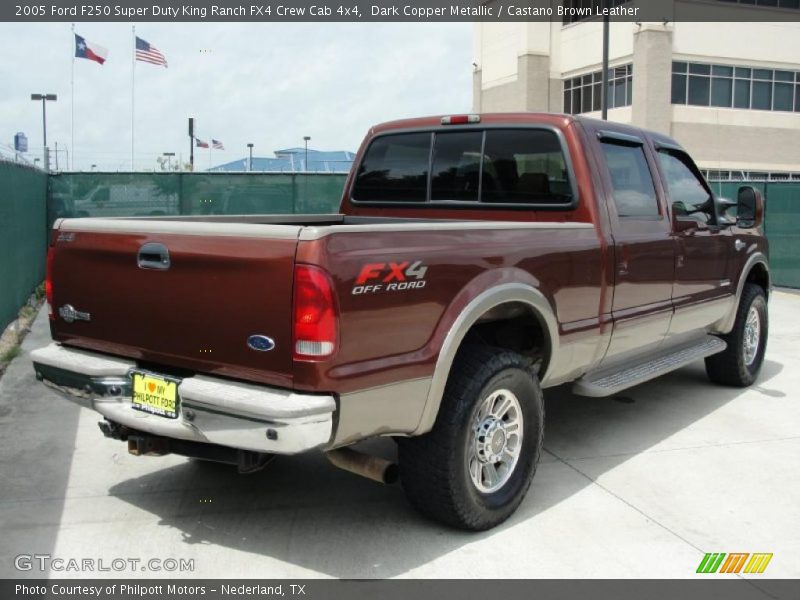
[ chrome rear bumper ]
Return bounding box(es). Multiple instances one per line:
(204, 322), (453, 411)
(31, 343), (336, 455)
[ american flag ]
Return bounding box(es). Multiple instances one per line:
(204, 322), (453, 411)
(212, 139), (224, 150)
(135, 36), (168, 68)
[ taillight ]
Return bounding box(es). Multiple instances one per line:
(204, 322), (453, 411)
(45, 246), (55, 320)
(292, 265), (338, 361)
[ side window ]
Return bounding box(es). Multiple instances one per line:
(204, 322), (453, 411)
(351, 133), (430, 203)
(431, 131), (483, 202)
(482, 129), (573, 204)
(599, 141), (660, 218)
(657, 150), (714, 223)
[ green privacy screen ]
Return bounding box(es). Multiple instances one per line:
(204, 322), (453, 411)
(45, 174), (800, 289)
(712, 181), (800, 289)
(761, 183), (800, 289)
(47, 172), (347, 224)
(0, 161), (48, 331)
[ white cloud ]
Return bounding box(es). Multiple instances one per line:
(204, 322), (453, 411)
(0, 22), (472, 170)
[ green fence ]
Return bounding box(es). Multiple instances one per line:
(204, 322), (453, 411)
(0, 160), (48, 331)
(47, 172), (348, 224)
(710, 181), (800, 289)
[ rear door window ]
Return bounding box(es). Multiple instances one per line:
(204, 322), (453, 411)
(351, 132), (431, 203)
(599, 141), (660, 218)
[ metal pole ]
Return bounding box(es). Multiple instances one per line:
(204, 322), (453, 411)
(71, 23), (75, 170)
(131, 25), (135, 170)
(42, 96), (47, 148)
(189, 118), (194, 171)
(601, 6), (610, 121)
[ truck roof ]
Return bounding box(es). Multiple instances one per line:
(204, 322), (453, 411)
(369, 112), (684, 151)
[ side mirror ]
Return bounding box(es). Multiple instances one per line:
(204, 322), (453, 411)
(714, 196), (737, 227)
(737, 186), (764, 229)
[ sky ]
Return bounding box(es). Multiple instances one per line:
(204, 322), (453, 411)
(0, 22), (473, 171)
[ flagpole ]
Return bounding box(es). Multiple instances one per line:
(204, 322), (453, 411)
(70, 23), (74, 170)
(131, 25), (135, 170)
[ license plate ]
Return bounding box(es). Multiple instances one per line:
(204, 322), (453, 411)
(131, 372), (180, 419)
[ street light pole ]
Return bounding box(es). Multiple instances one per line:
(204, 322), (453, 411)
(601, 1), (610, 121)
(247, 143), (254, 172)
(303, 136), (311, 172)
(163, 152), (176, 170)
(31, 93), (57, 169)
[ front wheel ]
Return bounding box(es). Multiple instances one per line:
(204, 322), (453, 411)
(398, 345), (544, 531)
(706, 283), (768, 387)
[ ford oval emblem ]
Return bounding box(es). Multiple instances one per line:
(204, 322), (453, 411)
(247, 335), (276, 352)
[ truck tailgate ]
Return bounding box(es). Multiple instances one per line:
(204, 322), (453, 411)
(49, 219), (301, 388)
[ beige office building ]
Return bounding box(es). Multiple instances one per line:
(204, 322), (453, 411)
(473, 7), (800, 180)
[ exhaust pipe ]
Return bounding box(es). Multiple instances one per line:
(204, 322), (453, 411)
(326, 447), (399, 484)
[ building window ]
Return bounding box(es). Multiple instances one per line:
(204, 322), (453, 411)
(714, 0), (800, 8)
(562, 0), (628, 24)
(564, 64), (632, 115)
(672, 61), (800, 112)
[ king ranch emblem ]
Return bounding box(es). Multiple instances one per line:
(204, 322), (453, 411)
(352, 261), (428, 295)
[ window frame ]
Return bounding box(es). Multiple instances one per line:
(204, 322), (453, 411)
(672, 60), (800, 113)
(349, 125), (581, 211)
(563, 63), (632, 116)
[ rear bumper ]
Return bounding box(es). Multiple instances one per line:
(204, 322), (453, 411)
(31, 343), (336, 455)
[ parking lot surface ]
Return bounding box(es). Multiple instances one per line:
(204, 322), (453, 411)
(1, 292), (798, 582)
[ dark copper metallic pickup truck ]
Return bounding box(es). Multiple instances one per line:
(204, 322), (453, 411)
(32, 113), (770, 530)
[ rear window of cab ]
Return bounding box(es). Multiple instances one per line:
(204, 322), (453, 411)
(351, 128), (577, 209)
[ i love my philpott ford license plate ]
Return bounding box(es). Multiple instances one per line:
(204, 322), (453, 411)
(131, 372), (180, 419)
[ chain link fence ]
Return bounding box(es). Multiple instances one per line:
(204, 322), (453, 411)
(0, 160), (48, 331)
(709, 180), (800, 289)
(47, 172), (348, 225)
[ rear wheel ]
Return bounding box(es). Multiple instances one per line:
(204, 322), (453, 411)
(398, 345), (544, 530)
(705, 283), (768, 387)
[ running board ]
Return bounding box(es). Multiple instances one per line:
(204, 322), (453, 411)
(572, 336), (727, 397)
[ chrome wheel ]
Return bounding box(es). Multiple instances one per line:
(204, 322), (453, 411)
(743, 306), (761, 366)
(468, 389), (523, 494)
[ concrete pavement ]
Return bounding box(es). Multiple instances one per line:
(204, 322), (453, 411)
(1, 292), (798, 581)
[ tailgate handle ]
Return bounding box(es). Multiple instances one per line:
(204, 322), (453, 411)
(137, 242), (171, 270)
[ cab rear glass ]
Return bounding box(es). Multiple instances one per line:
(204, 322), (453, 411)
(351, 128), (577, 209)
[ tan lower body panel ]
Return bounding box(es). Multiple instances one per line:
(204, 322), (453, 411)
(331, 377), (432, 447)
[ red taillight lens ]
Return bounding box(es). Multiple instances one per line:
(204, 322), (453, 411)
(45, 246), (55, 320)
(293, 265), (338, 361)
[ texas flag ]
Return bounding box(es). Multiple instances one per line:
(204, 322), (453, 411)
(195, 138), (209, 149)
(74, 34), (108, 65)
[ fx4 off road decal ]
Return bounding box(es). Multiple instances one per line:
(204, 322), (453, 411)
(352, 261), (428, 295)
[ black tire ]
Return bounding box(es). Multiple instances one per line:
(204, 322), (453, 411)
(398, 345), (544, 531)
(705, 283), (768, 387)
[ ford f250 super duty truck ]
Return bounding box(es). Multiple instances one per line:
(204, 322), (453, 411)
(32, 113), (770, 530)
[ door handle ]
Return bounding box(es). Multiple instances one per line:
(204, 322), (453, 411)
(137, 242), (171, 270)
